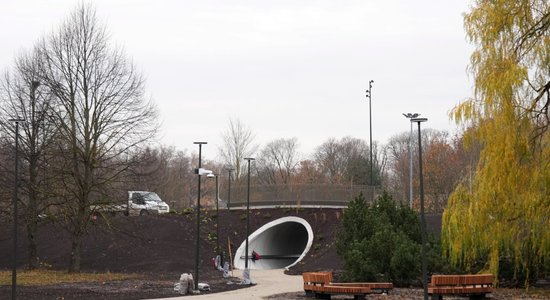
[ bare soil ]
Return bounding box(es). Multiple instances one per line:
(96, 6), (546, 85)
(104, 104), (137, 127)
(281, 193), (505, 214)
(0, 208), (348, 299)
(1, 208), (546, 299)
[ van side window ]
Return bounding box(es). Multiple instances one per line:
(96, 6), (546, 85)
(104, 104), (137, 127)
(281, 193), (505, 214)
(132, 193), (145, 205)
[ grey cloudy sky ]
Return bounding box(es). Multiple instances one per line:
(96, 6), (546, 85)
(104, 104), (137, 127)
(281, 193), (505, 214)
(0, 0), (474, 159)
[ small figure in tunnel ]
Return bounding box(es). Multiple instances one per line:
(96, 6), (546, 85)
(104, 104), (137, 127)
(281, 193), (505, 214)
(251, 250), (261, 262)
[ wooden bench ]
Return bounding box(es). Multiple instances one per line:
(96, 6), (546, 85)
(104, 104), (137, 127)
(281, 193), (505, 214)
(428, 274), (494, 299)
(329, 282), (393, 294)
(303, 272), (393, 299)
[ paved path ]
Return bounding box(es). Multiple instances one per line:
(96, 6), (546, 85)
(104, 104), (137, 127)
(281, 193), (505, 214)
(148, 269), (303, 300)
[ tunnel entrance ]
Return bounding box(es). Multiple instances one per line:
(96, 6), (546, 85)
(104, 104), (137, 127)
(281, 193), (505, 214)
(233, 216), (313, 270)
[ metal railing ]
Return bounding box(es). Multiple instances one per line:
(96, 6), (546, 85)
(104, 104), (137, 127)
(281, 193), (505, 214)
(226, 184), (379, 208)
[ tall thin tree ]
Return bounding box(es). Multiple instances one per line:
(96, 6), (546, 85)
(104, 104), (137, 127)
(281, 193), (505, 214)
(37, 4), (158, 272)
(0, 50), (57, 269)
(219, 117), (257, 181)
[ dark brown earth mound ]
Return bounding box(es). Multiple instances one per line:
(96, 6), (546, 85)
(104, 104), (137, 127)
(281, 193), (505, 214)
(2, 208), (546, 300)
(0, 207), (356, 299)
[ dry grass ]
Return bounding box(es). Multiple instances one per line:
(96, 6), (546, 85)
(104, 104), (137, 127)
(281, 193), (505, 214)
(0, 269), (141, 286)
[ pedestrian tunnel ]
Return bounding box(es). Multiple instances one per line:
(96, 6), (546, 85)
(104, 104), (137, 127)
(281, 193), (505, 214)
(233, 216), (313, 270)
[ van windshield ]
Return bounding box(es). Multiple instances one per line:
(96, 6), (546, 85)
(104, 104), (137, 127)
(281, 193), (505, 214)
(141, 192), (161, 202)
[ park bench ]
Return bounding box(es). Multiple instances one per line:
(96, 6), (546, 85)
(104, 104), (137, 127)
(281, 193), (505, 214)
(428, 274), (494, 299)
(302, 271), (393, 299)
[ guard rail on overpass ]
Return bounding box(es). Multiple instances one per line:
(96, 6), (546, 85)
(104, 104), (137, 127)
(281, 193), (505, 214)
(225, 184), (380, 208)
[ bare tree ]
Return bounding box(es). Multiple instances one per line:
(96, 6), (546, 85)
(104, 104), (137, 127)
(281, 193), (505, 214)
(314, 138), (346, 184)
(125, 146), (194, 209)
(256, 137), (300, 185)
(35, 4), (158, 272)
(384, 131), (410, 203)
(294, 159), (324, 184)
(0, 49), (58, 269)
(0, 140), (11, 215)
(384, 129), (472, 212)
(218, 117), (257, 181)
(340, 136), (370, 185)
(313, 136), (384, 185)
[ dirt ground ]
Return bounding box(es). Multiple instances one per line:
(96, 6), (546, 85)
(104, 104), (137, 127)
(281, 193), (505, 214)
(0, 208), (547, 299)
(0, 208), (347, 299)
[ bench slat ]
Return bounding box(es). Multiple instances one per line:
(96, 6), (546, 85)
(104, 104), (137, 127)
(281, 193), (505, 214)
(461, 274), (493, 285)
(330, 282), (393, 290)
(319, 285), (371, 293)
(303, 271), (396, 298)
(429, 286), (493, 294)
(303, 271), (333, 285)
(429, 274), (494, 297)
(431, 275), (461, 285)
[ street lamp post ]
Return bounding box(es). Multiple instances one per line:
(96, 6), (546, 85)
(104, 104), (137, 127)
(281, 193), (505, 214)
(10, 81), (38, 300)
(243, 158), (254, 282)
(403, 113), (420, 209)
(207, 173), (220, 257)
(411, 117), (428, 300)
(365, 80), (374, 198)
(214, 174), (219, 256)
(193, 141), (207, 292)
(9, 118), (24, 300)
(226, 168), (234, 210)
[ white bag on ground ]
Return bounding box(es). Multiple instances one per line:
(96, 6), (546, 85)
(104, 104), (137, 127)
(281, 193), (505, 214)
(242, 268), (254, 285)
(214, 255), (223, 271)
(223, 261), (231, 278)
(174, 273), (195, 294)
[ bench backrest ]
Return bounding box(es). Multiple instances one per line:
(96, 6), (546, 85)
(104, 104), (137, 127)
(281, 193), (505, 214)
(461, 274), (493, 285)
(302, 272), (333, 285)
(431, 274), (494, 286)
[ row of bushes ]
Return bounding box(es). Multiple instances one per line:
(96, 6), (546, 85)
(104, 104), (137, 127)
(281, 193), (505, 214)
(336, 191), (547, 287)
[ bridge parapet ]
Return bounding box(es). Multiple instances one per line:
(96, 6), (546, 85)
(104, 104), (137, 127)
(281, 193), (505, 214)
(227, 184), (379, 208)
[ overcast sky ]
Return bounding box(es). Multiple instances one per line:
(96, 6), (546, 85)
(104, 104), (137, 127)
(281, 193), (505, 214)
(0, 0), (474, 160)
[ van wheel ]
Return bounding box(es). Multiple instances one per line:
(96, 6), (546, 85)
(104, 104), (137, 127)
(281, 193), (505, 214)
(140, 210), (149, 216)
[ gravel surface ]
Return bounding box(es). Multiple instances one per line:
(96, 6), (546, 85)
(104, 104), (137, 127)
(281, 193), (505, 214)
(265, 288), (550, 300)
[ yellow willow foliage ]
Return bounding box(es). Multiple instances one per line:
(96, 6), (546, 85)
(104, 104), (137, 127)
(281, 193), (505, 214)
(444, 0), (550, 286)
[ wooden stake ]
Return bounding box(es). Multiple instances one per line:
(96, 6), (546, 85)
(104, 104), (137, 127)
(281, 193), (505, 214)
(228, 237), (233, 276)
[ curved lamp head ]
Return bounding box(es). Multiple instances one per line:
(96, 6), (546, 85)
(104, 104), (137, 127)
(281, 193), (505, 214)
(194, 168), (213, 175)
(403, 112), (420, 119)
(411, 117), (428, 123)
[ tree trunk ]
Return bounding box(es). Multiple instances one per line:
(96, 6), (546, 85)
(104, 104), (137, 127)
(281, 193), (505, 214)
(26, 156), (39, 269)
(26, 220), (38, 269)
(68, 234), (82, 273)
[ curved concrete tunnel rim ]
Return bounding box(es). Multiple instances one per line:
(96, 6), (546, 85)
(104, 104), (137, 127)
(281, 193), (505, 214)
(233, 216), (314, 271)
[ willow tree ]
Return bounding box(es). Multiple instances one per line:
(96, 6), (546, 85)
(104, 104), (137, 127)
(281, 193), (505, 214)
(443, 0), (549, 285)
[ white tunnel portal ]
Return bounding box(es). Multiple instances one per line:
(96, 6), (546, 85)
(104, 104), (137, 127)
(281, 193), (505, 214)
(233, 216), (313, 270)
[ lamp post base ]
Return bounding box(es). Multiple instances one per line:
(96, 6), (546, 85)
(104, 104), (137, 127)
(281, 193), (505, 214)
(242, 268), (254, 285)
